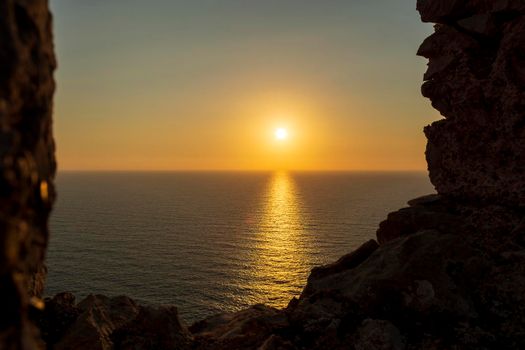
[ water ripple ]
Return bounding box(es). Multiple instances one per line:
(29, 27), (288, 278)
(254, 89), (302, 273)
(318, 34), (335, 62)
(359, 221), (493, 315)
(45, 171), (433, 322)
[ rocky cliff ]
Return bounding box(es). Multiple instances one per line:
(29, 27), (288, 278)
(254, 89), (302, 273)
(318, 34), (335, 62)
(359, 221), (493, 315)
(418, 0), (525, 207)
(0, 0), (56, 349)
(4, 0), (525, 349)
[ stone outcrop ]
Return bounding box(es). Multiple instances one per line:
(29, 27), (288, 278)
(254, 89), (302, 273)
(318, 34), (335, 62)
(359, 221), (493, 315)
(35, 293), (191, 350)
(190, 304), (291, 350)
(417, 0), (525, 206)
(0, 0), (56, 349)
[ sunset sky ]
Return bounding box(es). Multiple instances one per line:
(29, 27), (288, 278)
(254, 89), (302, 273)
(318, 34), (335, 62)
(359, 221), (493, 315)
(50, 0), (437, 171)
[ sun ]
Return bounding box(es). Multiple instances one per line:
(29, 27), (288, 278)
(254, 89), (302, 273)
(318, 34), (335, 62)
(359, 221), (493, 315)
(275, 128), (288, 141)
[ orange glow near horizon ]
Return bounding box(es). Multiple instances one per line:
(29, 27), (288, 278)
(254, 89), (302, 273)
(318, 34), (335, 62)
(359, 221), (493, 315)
(56, 98), (433, 172)
(52, 1), (438, 172)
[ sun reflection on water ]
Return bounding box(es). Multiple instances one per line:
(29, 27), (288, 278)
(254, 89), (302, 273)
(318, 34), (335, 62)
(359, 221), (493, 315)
(244, 171), (311, 307)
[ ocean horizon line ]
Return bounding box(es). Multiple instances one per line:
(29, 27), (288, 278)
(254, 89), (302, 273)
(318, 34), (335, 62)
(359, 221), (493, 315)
(56, 169), (428, 174)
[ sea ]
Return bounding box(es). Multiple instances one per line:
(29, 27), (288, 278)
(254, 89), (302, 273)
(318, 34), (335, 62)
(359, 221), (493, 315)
(45, 171), (433, 323)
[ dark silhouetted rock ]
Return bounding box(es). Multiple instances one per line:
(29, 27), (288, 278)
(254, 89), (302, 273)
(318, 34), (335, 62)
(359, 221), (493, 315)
(37, 294), (191, 350)
(354, 319), (405, 350)
(376, 196), (461, 244)
(53, 295), (141, 350)
(36, 292), (80, 347)
(417, 0), (525, 24)
(112, 305), (192, 350)
(0, 0), (56, 348)
(191, 304), (290, 350)
(307, 239), (379, 281)
(418, 0), (525, 206)
(285, 230), (483, 349)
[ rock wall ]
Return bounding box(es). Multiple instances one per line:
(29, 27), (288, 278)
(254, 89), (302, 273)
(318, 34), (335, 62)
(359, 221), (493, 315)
(0, 0), (56, 348)
(417, 0), (525, 206)
(37, 293), (191, 350)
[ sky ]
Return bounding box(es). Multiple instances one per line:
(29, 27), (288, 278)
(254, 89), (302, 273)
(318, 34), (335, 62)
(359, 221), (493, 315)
(50, 0), (438, 171)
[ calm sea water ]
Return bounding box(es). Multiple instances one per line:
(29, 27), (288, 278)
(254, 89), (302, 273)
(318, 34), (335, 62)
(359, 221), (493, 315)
(45, 171), (433, 322)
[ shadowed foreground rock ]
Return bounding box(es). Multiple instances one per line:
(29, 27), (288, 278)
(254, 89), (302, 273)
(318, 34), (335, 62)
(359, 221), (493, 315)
(0, 0), (56, 348)
(36, 293), (191, 350)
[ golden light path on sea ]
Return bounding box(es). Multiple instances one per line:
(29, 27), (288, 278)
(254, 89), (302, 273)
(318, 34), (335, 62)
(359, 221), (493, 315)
(243, 171), (311, 306)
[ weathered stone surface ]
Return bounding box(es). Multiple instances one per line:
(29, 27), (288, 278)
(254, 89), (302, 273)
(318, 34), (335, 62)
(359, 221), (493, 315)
(418, 0), (525, 206)
(36, 292), (79, 347)
(287, 231), (482, 348)
(354, 319), (405, 350)
(190, 304), (290, 350)
(376, 196), (461, 244)
(112, 305), (192, 350)
(307, 239), (379, 281)
(417, 0), (525, 23)
(0, 0), (56, 348)
(55, 295), (141, 350)
(257, 334), (295, 350)
(37, 294), (191, 350)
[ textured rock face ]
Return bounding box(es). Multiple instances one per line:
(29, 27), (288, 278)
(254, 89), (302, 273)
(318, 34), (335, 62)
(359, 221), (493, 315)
(0, 0), (56, 348)
(191, 304), (290, 350)
(418, 0), (525, 205)
(36, 293), (192, 350)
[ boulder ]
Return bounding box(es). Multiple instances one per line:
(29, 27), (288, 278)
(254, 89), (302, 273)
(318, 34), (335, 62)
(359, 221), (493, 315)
(190, 304), (289, 350)
(37, 294), (191, 350)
